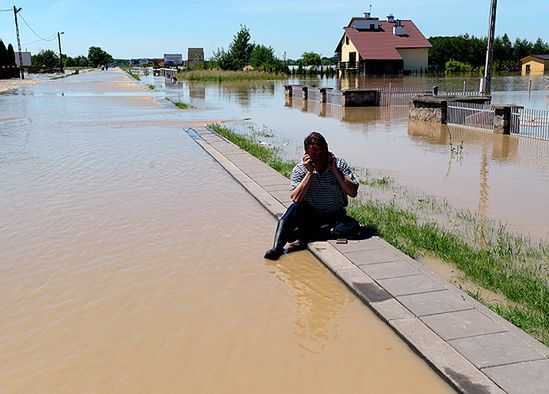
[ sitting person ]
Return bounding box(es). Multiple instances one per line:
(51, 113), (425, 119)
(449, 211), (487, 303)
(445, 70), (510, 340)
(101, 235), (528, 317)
(264, 132), (360, 260)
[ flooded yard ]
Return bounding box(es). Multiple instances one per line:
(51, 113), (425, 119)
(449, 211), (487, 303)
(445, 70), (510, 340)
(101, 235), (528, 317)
(161, 74), (549, 241)
(0, 70), (453, 392)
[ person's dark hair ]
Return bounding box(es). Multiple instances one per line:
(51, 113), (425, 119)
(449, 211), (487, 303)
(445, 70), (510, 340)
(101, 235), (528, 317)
(304, 132), (328, 151)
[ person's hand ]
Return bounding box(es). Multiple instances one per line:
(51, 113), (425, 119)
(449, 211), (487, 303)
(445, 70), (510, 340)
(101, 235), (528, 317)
(327, 152), (337, 172)
(303, 153), (314, 173)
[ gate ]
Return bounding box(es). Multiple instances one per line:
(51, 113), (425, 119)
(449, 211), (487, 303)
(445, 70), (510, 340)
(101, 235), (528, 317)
(447, 102), (494, 131)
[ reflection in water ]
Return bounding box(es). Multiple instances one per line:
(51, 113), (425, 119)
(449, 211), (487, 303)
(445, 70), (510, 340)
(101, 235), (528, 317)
(478, 144), (490, 248)
(285, 97), (409, 123)
(188, 82), (205, 99)
(270, 253), (352, 354)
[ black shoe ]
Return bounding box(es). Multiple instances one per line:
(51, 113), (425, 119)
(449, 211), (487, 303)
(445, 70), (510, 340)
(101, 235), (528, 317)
(264, 248), (284, 260)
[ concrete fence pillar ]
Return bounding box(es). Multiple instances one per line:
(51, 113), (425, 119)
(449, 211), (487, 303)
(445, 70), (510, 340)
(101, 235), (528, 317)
(492, 105), (512, 135)
(284, 85), (293, 98)
(320, 87), (333, 103)
(301, 86), (308, 100)
(341, 89), (380, 107)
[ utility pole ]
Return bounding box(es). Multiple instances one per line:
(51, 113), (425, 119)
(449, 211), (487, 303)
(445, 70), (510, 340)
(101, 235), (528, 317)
(57, 32), (64, 73)
(13, 5), (24, 80)
(480, 0), (497, 95)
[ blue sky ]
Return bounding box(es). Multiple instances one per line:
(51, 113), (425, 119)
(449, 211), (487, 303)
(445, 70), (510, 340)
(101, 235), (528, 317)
(0, 0), (547, 59)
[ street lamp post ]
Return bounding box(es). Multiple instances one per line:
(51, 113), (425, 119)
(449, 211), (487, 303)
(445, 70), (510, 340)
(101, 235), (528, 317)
(57, 32), (64, 73)
(12, 6), (24, 80)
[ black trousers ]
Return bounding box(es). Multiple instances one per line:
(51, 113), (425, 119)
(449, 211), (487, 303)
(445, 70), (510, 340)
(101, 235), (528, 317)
(280, 202), (359, 243)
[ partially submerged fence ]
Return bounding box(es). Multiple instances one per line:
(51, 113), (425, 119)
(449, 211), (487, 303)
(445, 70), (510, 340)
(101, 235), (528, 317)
(286, 84), (484, 108)
(447, 102), (495, 131)
(445, 102), (549, 141)
(379, 87), (431, 106)
(511, 107), (549, 140)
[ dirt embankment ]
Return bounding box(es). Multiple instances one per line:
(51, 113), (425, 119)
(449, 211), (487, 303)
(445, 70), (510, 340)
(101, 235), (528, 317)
(0, 79), (38, 93)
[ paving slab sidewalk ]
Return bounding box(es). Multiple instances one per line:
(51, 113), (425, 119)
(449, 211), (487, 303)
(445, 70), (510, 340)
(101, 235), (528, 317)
(186, 126), (549, 394)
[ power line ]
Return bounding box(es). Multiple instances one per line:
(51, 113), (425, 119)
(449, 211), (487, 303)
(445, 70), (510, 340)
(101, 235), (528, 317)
(23, 37), (57, 46)
(18, 12), (54, 42)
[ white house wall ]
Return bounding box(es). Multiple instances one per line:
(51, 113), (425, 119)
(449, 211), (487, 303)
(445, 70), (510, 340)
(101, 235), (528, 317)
(396, 48), (429, 71)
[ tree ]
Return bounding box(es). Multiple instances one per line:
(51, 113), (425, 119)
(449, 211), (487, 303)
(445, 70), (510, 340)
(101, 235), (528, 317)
(532, 38), (549, 54)
(7, 43), (16, 66)
(211, 47), (233, 70)
(0, 40), (7, 66)
(249, 44), (280, 71)
(228, 25), (254, 70)
(300, 52), (322, 67)
(32, 50), (59, 68)
(87, 46), (113, 67)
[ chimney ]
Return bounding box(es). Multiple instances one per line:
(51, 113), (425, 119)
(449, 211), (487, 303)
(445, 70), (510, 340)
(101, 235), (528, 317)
(393, 20), (405, 36)
(387, 14), (395, 23)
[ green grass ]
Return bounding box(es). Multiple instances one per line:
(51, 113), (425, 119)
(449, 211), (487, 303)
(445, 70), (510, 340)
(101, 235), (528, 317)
(147, 84), (155, 90)
(167, 98), (193, 110)
(209, 124), (295, 178)
(346, 200), (548, 345)
(121, 67), (141, 81)
(207, 123), (549, 346)
(176, 69), (287, 82)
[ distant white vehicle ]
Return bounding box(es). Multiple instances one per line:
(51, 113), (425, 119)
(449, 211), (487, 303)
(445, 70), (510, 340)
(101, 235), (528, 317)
(14, 52), (32, 67)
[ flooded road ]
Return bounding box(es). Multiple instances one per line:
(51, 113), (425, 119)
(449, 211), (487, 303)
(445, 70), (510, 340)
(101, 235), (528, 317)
(163, 75), (549, 241)
(0, 70), (452, 392)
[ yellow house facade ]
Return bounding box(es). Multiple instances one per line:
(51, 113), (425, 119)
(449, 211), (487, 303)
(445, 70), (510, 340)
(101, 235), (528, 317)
(521, 55), (549, 76)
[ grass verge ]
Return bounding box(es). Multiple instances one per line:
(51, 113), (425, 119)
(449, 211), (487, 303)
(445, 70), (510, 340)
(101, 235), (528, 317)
(167, 98), (193, 110)
(207, 123), (549, 346)
(176, 69), (287, 82)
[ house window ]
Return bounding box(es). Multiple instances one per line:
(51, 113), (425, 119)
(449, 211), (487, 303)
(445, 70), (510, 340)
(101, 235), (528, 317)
(345, 36), (349, 45)
(370, 23), (375, 29)
(525, 64), (531, 75)
(349, 52), (356, 68)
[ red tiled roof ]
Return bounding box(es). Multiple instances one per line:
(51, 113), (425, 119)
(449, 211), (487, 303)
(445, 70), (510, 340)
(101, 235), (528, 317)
(337, 19), (432, 60)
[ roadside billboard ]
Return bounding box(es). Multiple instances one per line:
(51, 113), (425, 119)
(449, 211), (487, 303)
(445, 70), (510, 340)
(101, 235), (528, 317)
(164, 53), (182, 66)
(14, 52), (32, 67)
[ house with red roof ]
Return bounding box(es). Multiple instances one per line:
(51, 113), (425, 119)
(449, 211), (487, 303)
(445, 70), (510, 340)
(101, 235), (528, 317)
(335, 12), (431, 75)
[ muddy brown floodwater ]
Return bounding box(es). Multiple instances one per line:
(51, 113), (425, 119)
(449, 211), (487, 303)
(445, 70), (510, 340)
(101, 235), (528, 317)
(0, 70), (453, 392)
(163, 75), (549, 241)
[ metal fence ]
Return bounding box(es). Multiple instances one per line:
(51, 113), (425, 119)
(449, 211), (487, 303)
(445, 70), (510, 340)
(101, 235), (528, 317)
(291, 85), (302, 98)
(438, 90), (483, 97)
(308, 87), (321, 101)
(326, 90), (342, 105)
(447, 102), (495, 131)
(511, 107), (549, 141)
(379, 87), (431, 106)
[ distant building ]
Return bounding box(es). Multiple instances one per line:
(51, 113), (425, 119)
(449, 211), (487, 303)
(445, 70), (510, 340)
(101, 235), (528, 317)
(164, 53), (183, 66)
(130, 58), (150, 66)
(187, 48), (204, 69)
(335, 12), (431, 75)
(14, 52), (32, 67)
(151, 58), (164, 67)
(521, 54), (549, 76)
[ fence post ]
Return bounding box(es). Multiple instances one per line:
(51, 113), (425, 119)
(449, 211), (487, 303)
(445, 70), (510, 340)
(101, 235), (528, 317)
(493, 105), (511, 135)
(301, 86), (308, 101)
(284, 85), (293, 98)
(320, 87), (333, 103)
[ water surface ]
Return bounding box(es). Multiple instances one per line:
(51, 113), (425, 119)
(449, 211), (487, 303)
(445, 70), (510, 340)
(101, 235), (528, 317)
(0, 70), (452, 392)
